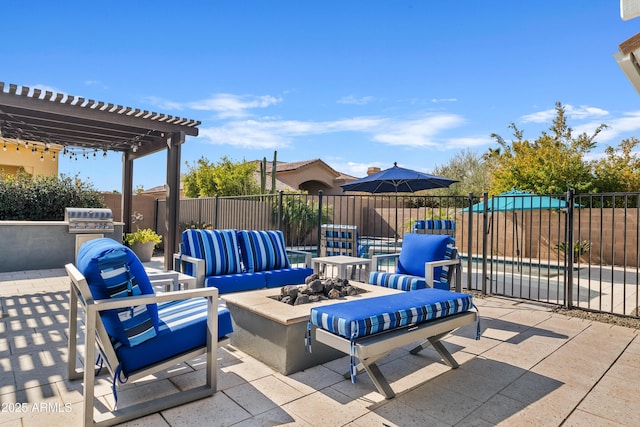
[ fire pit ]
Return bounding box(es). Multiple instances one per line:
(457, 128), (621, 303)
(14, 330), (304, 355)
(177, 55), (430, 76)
(271, 274), (365, 305)
(221, 281), (402, 375)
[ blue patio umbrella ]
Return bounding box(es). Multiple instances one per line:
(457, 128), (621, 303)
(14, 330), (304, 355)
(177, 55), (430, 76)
(461, 189), (570, 213)
(341, 162), (458, 193)
(461, 190), (573, 270)
(341, 163), (458, 241)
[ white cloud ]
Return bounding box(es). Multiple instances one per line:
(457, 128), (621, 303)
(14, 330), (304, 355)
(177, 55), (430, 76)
(446, 136), (493, 148)
(372, 114), (465, 147)
(188, 94), (282, 118)
(581, 111), (640, 142)
(431, 98), (457, 103)
(337, 95), (374, 105)
(145, 93), (282, 118)
(198, 117), (385, 149)
(145, 96), (184, 111)
(520, 104), (609, 123)
(198, 112), (472, 151)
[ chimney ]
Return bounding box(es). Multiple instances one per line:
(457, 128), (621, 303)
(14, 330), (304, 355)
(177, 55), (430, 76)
(367, 167), (381, 176)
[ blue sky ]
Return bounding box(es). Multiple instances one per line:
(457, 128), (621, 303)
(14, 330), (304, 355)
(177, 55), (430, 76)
(3, 1), (640, 191)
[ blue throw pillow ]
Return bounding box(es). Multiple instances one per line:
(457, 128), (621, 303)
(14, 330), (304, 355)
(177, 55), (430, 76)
(396, 233), (449, 278)
(77, 238), (159, 347)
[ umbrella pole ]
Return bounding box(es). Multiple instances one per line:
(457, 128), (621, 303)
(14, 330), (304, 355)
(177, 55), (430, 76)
(514, 212), (521, 271)
(394, 192), (399, 244)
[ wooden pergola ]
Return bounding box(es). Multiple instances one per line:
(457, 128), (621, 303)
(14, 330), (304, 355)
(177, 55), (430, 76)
(0, 82), (201, 269)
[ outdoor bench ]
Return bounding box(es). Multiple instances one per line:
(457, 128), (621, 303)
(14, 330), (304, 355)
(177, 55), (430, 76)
(174, 228), (314, 293)
(307, 287), (480, 399)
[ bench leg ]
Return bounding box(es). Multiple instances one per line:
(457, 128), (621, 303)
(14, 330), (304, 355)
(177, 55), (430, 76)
(342, 360), (396, 399)
(340, 351), (396, 399)
(409, 331), (459, 368)
(361, 360), (395, 399)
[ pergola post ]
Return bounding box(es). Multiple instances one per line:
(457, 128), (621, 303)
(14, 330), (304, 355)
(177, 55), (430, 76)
(164, 132), (184, 269)
(122, 152), (134, 234)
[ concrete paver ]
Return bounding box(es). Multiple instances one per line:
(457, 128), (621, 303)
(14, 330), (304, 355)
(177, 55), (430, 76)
(0, 265), (638, 426)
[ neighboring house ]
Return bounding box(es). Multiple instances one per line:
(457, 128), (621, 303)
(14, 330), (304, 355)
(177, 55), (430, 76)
(268, 159), (356, 195)
(0, 138), (62, 177)
(143, 158), (358, 198)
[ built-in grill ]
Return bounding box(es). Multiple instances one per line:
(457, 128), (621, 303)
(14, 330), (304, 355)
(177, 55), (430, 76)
(64, 208), (115, 234)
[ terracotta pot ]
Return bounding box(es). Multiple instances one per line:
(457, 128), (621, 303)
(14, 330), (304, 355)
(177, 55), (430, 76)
(131, 242), (155, 262)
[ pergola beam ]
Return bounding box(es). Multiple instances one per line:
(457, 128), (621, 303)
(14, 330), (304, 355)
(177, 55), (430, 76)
(0, 82), (200, 270)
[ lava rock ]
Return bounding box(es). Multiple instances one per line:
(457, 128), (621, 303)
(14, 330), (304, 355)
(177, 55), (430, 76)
(281, 285), (299, 300)
(344, 285), (358, 296)
(305, 273), (320, 285)
(281, 296), (293, 305)
(327, 288), (342, 299)
(294, 294), (310, 305)
(307, 279), (324, 293)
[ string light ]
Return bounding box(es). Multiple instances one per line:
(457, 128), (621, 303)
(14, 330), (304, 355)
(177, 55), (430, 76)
(0, 124), (153, 161)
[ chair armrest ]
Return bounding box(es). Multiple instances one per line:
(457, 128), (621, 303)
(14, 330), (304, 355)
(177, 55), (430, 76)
(424, 258), (462, 292)
(173, 253), (205, 288)
(287, 249), (312, 268)
(371, 253), (400, 271)
(89, 287), (220, 312)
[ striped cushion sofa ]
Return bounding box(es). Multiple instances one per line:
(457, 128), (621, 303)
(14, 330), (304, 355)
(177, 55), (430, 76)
(308, 287), (480, 399)
(174, 229), (314, 293)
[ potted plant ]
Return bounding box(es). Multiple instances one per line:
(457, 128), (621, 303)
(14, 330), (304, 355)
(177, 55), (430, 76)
(124, 228), (162, 262)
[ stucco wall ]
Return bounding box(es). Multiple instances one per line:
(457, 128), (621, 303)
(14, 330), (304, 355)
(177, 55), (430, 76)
(0, 221), (123, 272)
(0, 141), (60, 177)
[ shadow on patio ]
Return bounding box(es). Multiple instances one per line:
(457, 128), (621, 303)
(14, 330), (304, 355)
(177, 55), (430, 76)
(0, 268), (639, 426)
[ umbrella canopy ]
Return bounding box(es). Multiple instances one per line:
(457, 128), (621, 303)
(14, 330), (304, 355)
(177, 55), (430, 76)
(341, 162), (458, 193)
(461, 190), (569, 212)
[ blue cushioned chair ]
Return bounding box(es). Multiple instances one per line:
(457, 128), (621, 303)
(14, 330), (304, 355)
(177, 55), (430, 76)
(368, 233), (462, 292)
(67, 238), (233, 426)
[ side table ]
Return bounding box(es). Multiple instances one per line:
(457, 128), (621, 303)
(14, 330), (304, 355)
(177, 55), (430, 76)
(311, 255), (371, 281)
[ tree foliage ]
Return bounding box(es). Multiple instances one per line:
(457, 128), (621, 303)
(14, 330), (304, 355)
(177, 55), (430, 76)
(0, 172), (105, 220)
(431, 149), (490, 196)
(486, 102), (606, 195)
(183, 156), (260, 197)
(591, 137), (640, 193)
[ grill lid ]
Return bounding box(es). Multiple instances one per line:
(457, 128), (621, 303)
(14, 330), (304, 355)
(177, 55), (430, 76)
(65, 208), (114, 233)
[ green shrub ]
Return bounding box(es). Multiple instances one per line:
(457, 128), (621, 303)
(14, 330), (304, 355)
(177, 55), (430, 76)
(0, 172), (105, 220)
(124, 228), (162, 246)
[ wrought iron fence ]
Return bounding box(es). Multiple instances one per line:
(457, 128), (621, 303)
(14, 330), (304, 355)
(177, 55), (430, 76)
(156, 190), (640, 318)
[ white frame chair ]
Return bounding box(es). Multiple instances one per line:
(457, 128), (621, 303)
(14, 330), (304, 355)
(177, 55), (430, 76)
(370, 236), (462, 292)
(66, 263), (228, 426)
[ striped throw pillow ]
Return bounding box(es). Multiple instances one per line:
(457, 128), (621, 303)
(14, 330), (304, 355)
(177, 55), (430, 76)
(181, 229), (242, 276)
(237, 230), (291, 272)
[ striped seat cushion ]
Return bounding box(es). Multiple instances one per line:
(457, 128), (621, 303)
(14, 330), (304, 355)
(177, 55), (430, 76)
(310, 288), (473, 340)
(77, 238), (159, 348)
(181, 229), (242, 276)
(414, 219), (456, 231)
(237, 230), (291, 272)
(368, 271), (426, 291)
(115, 298), (234, 376)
